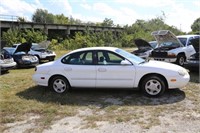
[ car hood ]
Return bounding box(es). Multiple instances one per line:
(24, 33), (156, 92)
(151, 30), (183, 47)
(14, 42), (32, 53)
(190, 38), (199, 52)
(134, 39), (153, 49)
(140, 60), (185, 71)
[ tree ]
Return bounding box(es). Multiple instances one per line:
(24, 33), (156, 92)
(54, 14), (69, 24)
(101, 18), (114, 27)
(2, 28), (47, 46)
(32, 9), (54, 23)
(17, 17), (26, 22)
(191, 17), (200, 33)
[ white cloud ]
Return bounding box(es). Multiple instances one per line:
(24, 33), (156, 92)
(115, 0), (174, 7)
(47, 0), (72, 15)
(80, 0), (92, 10)
(193, 0), (200, 7)
(165, 3), (199, 32)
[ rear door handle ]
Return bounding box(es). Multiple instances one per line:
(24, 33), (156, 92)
(98, 68), (107, 72)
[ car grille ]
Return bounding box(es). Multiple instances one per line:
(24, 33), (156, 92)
(151, 51), (167, 57)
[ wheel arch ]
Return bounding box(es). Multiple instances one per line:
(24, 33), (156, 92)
(48, 74), (71, 87)
(177, 52), (186, 58)
(138, 73), (168, 90)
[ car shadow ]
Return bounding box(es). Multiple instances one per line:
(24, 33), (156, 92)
(189, 71), (199, 83)
(17, 86), (185, 107)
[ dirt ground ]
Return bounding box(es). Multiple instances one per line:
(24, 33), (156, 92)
(3, 82), (200, 133)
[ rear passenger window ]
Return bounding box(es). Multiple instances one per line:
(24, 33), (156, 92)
(61, 51), (94, 65)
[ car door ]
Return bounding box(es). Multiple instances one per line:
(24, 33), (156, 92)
(61, 51), (96, 88)
(185, 37), (196, 58)
(95, 50), (135, 88)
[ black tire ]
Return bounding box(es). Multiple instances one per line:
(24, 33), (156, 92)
(176, 54), (185, 66)
(35, 55), (41, 63)
(141, 76), (166, 97)
(50, 76), (70, 94)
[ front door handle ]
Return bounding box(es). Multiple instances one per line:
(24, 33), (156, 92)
(98, 68), (107, 72)
(64, 67), (72, 71)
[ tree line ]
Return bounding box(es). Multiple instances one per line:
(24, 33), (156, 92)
(2, 8), (200, 50)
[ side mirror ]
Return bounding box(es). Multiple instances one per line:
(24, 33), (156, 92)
(121, 59), (132, 65)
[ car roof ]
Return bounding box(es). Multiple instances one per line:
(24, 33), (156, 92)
(69, 47), (118, 54)
(176, 35), (200, 38)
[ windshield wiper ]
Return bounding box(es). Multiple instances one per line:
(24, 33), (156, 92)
(139, 61), (146, 64)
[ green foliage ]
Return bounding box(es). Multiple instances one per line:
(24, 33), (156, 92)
(2, 28), (47, 46)
(54, 14), (69, 24)
(101, 18), (114, 27)
(191, 17), (200, 33)
(32, 9), (54, 23)
(2, 28), (23, 46)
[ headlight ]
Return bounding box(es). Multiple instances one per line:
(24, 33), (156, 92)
(139, 52), (147, 56)
(168, 52), (176, 57)
(178, 69), (188, 76)
(189, 55), (195, 60)
(0, 60), (4, 63)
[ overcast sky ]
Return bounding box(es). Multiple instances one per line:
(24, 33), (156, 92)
(0, 0), (199, 32)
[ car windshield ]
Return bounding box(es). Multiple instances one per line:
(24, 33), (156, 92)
(31, 43), (43, 50)
(149, 41), (157, 48)
(177, 38), (187, 46)
(4, 48), (15, 55)
(115, 49), (145, 64)
(159, 42), (180, 48)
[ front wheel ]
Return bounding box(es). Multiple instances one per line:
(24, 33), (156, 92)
(176, 55), (185, 66)
(141, 76), (166, 97)
(50, 76), (70, 94)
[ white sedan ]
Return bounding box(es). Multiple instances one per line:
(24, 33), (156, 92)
(33, 47), (190, 97)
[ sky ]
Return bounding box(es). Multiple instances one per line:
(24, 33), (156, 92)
(0, 0), (199, 32)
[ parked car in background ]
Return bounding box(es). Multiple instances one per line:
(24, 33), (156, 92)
(177, 35), (200, 47)
(150, 30), (197, 66)
(33, 47), (190, 97)
(132, 39), (157, 59)
(4, 42), (39, 68)
(29, 42), (56, 62)
(0, 49), (16, 72)
(184, 38), (200, 71)
(13, 42), (56, 62)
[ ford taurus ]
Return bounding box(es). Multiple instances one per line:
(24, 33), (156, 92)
(33, 47), (190, 97)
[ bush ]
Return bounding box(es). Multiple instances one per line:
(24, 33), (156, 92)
(2, 28), (47, 46)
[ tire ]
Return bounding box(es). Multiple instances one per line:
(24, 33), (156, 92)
(141, 76), (166, 97)
(176, 54), (185, 66)
(50, 76), (70, 94)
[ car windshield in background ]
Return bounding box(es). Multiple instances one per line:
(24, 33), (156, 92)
(177, 38), (187, 46)
(159, 42), (180, 48)
(115, 49), (145, 64)
(31, 44), (43, 50)
(4, 48), (15, 55)
(149, 41), (157, 49)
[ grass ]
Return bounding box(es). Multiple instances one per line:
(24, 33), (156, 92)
(0, 49), (200, 132)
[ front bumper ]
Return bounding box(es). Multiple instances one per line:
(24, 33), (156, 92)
(184, 60), (199, 71)
(18, 60), (39, 67)
(0, 62), (17, 71)
(168, 74), (190, 89)
(150, 57), (176, 63)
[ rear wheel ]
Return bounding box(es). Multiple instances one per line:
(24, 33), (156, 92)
(141, 76), (166, 97)
(50, 76), (70, 93)
(176, 54), (185, 66)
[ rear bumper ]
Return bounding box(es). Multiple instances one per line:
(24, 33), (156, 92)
(32, 73), (50, 86)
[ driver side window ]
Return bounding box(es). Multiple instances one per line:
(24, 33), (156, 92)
(97, 51), (124, 65)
